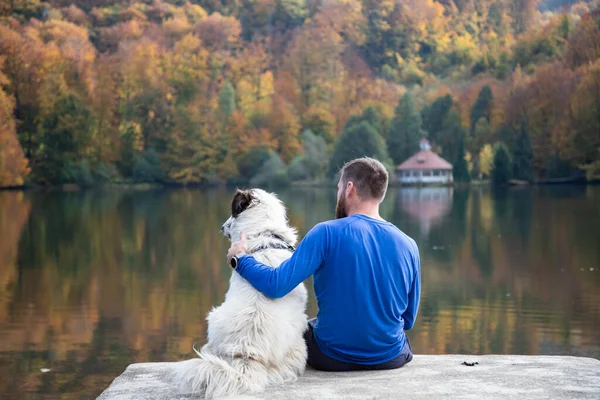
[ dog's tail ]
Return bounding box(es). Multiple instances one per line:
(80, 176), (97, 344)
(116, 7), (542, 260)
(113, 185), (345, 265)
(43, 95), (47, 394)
(174, 350), (270, 398)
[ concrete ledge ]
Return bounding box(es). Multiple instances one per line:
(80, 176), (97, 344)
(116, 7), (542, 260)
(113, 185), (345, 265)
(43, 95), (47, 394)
(98, 355), (600, 399)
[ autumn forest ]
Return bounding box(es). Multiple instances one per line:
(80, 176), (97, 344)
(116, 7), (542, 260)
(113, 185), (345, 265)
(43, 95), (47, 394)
(1, 0), (600, 187)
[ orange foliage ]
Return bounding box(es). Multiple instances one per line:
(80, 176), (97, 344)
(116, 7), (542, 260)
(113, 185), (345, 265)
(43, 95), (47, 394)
(315, 0), (367, 46)
(566, 10), (600, 69)
(99, 20), (145, 51)
(38, 19), (97, 96)
(193, 12), (241, 51)
(453, 78), (504, 129)
(0, 59), (29, 187)
(268, 94), (302, 163)
(274, 70), (303, 115)
(518, 62), (578, 172)
(1, 1), (600, 184)
(561, 60), (600, 164)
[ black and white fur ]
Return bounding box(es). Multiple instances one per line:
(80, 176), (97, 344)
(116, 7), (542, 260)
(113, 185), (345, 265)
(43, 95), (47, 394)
(175, 189), (308, 398)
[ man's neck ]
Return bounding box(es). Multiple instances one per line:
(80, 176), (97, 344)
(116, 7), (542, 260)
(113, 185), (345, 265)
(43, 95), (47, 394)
(347, 202), (383, 221)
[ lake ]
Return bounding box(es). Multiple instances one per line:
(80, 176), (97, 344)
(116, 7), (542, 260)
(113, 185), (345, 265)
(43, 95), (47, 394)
(0, 186), (599, 398)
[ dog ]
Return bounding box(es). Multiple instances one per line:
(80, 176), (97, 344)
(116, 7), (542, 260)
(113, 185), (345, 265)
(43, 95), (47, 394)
(175, 188), (308, 398)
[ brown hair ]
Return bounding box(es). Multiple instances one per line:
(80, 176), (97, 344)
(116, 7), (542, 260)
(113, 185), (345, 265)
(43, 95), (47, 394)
(340, 157), (389, 201)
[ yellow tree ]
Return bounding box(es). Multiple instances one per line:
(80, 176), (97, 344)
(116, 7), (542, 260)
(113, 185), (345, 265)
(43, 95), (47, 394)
(566, 11), (600, 69)
(314, 0), (367, 46)
(479, 144), (494, 177)
(117, 38), (173, 151)
(562, 60), (600, 175)
(268, 94), (302, 163)
(91, 54), (119, 163)
(118, 39), (164, 119)
(282, 19), (345, 116)
(232, 41), (273, 117)
(0, 58), (29, 187)
(166, 106), (218, 184)
(0, 22), (43, 159)
(522, 62), (578, 174)
(36, 19), (97, 101)
(166, 34), (210, 105)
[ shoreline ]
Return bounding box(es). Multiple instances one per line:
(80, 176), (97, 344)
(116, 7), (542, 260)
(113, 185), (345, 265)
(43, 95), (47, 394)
(2, 179), (599, 192)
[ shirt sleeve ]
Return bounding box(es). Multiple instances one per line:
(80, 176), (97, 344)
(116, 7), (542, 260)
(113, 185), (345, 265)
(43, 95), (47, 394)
(235, 223), (328, 299)
(402, 242), (421, 331)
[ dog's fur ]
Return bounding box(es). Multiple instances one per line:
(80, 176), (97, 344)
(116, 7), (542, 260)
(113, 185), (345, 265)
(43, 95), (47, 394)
(175, 189), (308, 398)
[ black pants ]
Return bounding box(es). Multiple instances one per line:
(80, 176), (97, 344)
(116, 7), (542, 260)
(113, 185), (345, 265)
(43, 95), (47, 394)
(303, 318), (413, 372)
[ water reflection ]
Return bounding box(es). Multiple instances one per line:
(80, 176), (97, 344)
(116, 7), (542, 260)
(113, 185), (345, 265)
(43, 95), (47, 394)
(0, 186), (599, 398)
(396, 187), (454, 235)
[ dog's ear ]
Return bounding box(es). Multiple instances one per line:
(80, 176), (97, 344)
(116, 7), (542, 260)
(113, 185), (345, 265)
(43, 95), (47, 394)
(231, 189), (254, 218)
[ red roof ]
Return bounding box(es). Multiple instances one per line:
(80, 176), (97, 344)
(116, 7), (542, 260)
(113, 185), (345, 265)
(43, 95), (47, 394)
(396, 150), (453, 170)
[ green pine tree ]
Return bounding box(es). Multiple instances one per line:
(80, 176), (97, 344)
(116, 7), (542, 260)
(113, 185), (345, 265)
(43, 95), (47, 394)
(492, 143), (512, 186)
(438, 109), (465, 163)
(470, 85), (493, 137)
(453, 133), (471, 183)
(470, 117), (492, 178)
(387, 93), (425, 166)
(327, 121), (389, 178)
(422, 94), (453, 145)
(512, 118), (533, 181)
(361, 106), (384, 137)
(218, 81), (236, 121)
(495, 123), (517, 151)
(342, 107), (384, 136)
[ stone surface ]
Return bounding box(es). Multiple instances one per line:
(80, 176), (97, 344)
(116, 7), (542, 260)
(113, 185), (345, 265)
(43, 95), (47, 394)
(98, 355), (600, 400)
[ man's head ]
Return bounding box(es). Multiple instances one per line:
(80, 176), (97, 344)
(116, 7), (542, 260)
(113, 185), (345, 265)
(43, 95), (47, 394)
(336, 157), (389, 219)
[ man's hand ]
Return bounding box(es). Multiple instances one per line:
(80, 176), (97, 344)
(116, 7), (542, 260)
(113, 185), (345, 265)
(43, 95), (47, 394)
(227, 232), (248, 266)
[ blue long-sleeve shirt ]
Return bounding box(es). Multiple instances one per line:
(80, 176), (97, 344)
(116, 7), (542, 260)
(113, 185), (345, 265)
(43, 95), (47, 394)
(236, 213), (421, 365)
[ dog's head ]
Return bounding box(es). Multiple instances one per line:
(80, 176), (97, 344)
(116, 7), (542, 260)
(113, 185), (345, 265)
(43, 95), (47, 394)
(221, 188), (297, 245)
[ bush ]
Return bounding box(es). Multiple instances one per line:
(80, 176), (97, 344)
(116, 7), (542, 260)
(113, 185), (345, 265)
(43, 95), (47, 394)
(132, 148), (165, 183)
(545, 153), (572, 179)
(250, 153), (289, 187)
(60, 160), (94, 187)
(287, 156), (310, 181)
(237, 146), (271, 181)
(94, 162), (119, 184)
(299, 129), (327, 180)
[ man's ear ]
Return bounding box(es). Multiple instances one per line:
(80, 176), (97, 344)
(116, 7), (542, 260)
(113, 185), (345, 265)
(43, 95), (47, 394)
(231, 189), (253, 218)
(345, 181), (355, 198)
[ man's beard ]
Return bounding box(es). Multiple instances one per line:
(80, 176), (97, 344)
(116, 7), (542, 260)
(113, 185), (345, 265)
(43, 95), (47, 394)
(335, 195), (348, 219)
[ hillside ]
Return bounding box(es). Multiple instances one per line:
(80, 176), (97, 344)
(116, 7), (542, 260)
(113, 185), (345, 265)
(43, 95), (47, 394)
(0, 0), (599, 186)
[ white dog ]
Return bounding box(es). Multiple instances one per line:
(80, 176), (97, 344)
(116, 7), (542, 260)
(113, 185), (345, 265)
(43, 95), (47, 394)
(175, 188), (308, 398)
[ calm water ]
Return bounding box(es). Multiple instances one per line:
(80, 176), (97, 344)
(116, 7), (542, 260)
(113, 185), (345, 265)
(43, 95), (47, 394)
(0, 186), (599, 398)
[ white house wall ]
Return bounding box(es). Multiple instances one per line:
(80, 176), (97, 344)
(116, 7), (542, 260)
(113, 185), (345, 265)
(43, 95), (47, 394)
(396, 170), (453, 184)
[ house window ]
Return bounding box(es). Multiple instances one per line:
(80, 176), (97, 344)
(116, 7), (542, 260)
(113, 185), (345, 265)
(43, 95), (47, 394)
(423, 170), (431, 177)
(412, 171), (419, 177)
(433, 170), (440, 176)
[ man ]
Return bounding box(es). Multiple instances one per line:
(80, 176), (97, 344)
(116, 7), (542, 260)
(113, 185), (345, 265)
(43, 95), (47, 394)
(227, 157), (421, 371)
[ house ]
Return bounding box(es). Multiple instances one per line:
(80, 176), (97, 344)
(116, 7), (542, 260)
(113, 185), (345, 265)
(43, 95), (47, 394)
(396, 139), (453, 185)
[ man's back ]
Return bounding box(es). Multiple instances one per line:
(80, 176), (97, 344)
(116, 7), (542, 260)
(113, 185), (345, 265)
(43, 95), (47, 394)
(312, 214), (420, 365)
